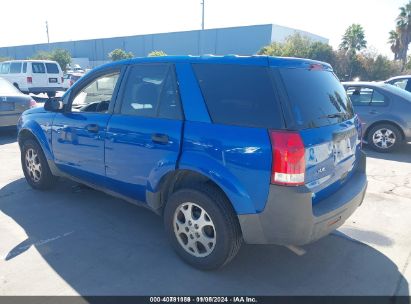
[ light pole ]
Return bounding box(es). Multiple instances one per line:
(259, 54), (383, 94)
(201, 0), (205, 30)
(46, 21), (50, 44)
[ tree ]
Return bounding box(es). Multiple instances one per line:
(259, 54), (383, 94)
(389, 30), (401, 60)
(148, 50), (167, 57)
(339, 24), (367, 55)
(258, 33), (335, 65)
(0, 57), (11, 62)
(108, 49), (133, 61)
(395, 1), (411, 69)
(30, 49), (72, 72)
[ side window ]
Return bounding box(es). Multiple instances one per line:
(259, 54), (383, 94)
(32, 62), (46, 73)
(346, 87), (372, 105)
(10, 62), (22, 74)
(23, 62), (27, 73)
(45, 63), (59, 74)
(120, 64), (182, 119)
(192, 64), (282, 128)
(347, 87), (387, 106)
(371, 90), (386, 104)
(0, 63), (10, 74)
(71, 72), (120, 113)
(392, 79), (407, 90)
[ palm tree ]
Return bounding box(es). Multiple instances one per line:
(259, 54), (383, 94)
(395, 1), (411, 69)
(339, 24), (367, 56)
(388, 30), (401, 60)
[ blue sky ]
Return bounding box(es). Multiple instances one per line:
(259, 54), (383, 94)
(0, 0), (406, 57)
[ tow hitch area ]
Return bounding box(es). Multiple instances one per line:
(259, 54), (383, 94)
(285, 245), (307, 256)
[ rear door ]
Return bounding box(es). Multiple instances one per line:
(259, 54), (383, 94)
(276, 65), (360, 204)
(105, 63), (183, 203)
(45, 62), (63, 87)
(30, 62), (48, 88)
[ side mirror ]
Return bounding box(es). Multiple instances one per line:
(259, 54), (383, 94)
(44, 98), (64, 112)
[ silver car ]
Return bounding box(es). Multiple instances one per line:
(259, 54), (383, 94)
(0, 77), (36, 127)
(343, 81), (411, 152)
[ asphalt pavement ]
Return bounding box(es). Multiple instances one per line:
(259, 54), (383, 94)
(0, 128), (410, 296)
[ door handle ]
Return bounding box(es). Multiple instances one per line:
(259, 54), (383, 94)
(369, 110), (378, 114)
(151, 133), (169, 144)
(86, 124), (99, 133)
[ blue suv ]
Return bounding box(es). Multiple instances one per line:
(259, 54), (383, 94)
(17, 55), (367, 269)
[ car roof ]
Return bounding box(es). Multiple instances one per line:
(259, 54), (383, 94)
(1, 59), (59, 63)
(92, 55), (333, 72)
(342, 81), (386, 87)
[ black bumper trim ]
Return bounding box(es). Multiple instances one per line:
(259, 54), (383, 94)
(238, 151), (367, 245)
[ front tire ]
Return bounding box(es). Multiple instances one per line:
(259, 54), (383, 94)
(367, 123), (402, 153)
(164, 185), (242, 270)
(21, 139), (57, 190)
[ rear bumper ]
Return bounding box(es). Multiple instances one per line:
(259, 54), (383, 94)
(238, 151), (367, 246)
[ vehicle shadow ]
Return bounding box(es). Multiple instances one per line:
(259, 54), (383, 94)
(364, 143), (411, 163)
(0, 178), (409, 296)
(0, 127), (17, 145)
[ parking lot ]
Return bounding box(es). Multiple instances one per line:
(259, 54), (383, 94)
(0, 127), (410, 296)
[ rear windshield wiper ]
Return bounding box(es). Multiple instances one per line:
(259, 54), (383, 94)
(319, 112), (347, 119)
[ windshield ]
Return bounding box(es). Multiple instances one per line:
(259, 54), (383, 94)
(278, 68), (355, 129)
(0, 77), (21, 95)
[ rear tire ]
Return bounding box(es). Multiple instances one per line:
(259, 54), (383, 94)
(21, 139), (57, 190)
(164, 184), (242, 270)
(367, 123), (402, 153)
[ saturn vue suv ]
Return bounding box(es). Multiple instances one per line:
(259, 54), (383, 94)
(17, 55), (367, 269)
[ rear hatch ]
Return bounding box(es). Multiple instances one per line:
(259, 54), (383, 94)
(272, 61), (361, 205)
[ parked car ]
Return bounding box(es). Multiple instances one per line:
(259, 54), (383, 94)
(343, 81), (411, 152)
(385, 75), (411, 92)
(0, 60), (64, 98)
(66, 64), (85, 74)
(62, 73), (83, 90)
(17, 56), (367, 269)
(0, 77), (36, 127)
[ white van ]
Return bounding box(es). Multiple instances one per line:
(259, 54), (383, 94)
(0, 60), (64, 97)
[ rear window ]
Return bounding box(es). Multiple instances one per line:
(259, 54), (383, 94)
(279, 68), (354, 129)
(192, 64), (283, 129)
(10, 62), (22, 74)
(45, 63), (59, 74)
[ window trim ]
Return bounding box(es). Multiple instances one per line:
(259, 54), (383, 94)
(114, 63), (184, 121)
(65, 66), (124, 114)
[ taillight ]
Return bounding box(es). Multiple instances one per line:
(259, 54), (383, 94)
(69, 80), (74, 86)
(269, 131), (305, 186)
(29, 99), (37, 108)
(27, 77), (32, 84)
(61, 77), (64, 83)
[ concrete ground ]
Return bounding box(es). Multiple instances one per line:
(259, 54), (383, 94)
(0, 127), (410, 296)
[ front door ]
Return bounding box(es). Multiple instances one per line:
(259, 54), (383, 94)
(105, 63), (184, 204)
(52, 68), (122, 186)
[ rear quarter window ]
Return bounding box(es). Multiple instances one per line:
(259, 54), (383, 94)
(279, 68), (354, 129)
(192, 64), (283, 129)
(45, 63), (60, 74)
